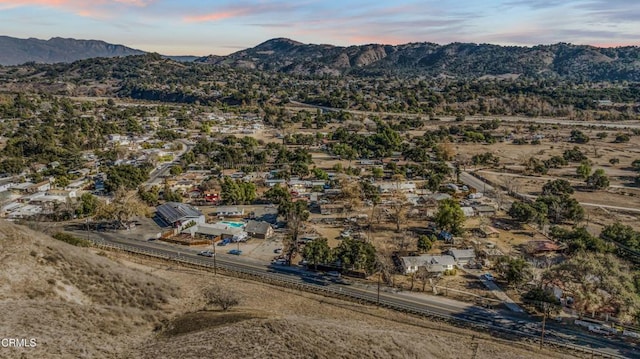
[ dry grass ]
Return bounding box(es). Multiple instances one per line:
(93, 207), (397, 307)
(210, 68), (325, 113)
(0, 220), (178, 358)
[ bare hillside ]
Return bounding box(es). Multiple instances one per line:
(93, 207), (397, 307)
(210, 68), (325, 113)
(0, 221), (177, 358)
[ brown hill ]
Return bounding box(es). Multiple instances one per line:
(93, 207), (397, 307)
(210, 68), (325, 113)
(0, 221), (177, 358)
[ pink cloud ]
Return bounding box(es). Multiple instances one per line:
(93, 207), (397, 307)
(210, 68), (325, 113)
(184, 8), (254, 23)
(0, 0), (152, 18)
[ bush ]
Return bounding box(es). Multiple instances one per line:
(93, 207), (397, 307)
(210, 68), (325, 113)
(52, 232), (91, 247)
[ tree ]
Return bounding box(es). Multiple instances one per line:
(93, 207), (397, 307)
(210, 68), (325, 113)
(600, 222), (640, 252)
(302, 238), (332, 270)
(104, 164), (151, 192)
(542, 252), (640, 322)
(333, 237), (377, 274)
(94, 188), (149, 229)
(508, 201), (538, 223)
(494, 256), (532, 288)
(417, 235), (434, 253)
(587, 169), (609, 190)
(570, 129), (589, 144)
(576, 160), (592, 180)
(535, 195), (584, 224)
(203, 285), (240, 311)
(219, 177), (256, 204)
(434, 198), (465, 235)
(550, 226), (611, 254)
(280, 200), (310, 260)
(542, 179), (574, 196)
(76, 192), (99, 218)
(169, 165), (183, 176)
(614, 133), (630, 143)
(264, 183), (291, 205)
(632, 159), (640, 172)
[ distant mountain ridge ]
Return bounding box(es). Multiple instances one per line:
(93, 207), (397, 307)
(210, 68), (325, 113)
(0, 36), (146, 66)
(196, 38), (640, 81)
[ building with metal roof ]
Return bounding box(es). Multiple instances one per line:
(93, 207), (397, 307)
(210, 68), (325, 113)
(156, 202), (205, 229)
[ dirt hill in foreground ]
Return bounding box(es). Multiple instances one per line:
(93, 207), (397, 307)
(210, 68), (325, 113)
(0, 221), (177, 358)
(1, 221), (576, 359)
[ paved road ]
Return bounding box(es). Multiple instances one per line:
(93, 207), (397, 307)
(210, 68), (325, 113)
(145, 139), (193, 189)
(288, 101), (640, 129)
(75, 227), (637, 358)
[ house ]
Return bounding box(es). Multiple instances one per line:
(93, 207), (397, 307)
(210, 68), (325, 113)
(525, 240), (562, 255)
(0, 179), (16, 193)
(320, 203), (344, 215)
(182, 223), (246, 241)
(448, 249), (476, 265)
(244, 220), (274, 239)
(474, 205), (496, 217)
(156, 202), (206, 229)
(461, 206), (475, 217)
(211, 206), (244, 217)
(400, 255), (456, 274)
(475, 226), (500, 238)
(378, 182), (416, 194)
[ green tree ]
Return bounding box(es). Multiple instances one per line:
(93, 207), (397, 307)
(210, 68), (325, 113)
(542, 252), (640, 322)
(570, 129), (589, 144)
(494, 256), (531, 288)
(542, 179), (574, 196)
(76, 192), (99, 217)
(264, 183), (291, 205)
(333, 237), (377, 274)
(587, 169), (609, 190)
(417, 235), (433, 253)
(434, 198), (465, 235)
(302, 238), (332, 270)
(576, 160), (592, 180)
(169, 165), (183, 176)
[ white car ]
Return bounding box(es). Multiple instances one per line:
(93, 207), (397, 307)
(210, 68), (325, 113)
(198, 250), (214, 257)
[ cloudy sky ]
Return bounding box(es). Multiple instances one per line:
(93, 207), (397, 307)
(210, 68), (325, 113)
(0, 0), (638, 55)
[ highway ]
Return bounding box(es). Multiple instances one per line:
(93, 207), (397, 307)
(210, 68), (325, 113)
(84, 230), (637, 358)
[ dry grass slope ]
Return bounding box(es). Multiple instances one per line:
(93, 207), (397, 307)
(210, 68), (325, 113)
(0, 220), (177, 358)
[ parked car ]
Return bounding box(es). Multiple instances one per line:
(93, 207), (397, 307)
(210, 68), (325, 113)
(483, 273), (495, 281)
(325, 271), (341, 278)
(218, 238), (231, 246)
(228, 249), (242, 255)
(198, 250), (214, 257)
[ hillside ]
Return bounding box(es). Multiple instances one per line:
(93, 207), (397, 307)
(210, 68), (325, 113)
(0, 221), (177, 358)
(197, 38), (640, 81)
(0, 221), (578, 359)
(0, 36), (145, 66)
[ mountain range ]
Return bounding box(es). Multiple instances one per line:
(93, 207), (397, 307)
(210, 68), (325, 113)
(1, 36), (639, 81)
(0, 36), (146, 66)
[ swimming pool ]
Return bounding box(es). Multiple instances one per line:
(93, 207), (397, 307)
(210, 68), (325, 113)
(220, 221), (245, 228)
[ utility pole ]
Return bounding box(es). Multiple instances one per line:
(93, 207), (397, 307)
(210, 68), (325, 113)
(377, 271), (381, 306)
(212, 238), (217, 275)
(540, 304), (548, 350)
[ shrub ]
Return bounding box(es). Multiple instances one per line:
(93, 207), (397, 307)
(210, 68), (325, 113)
(52, 232), (91, 247)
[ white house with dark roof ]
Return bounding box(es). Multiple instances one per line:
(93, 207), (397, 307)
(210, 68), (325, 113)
(400, 255), (456, 274)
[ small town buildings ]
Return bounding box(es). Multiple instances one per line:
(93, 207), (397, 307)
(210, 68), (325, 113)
(378, 182), (417, 194)
(244, 220), (274, 239)
(320, 203), (345, 215)
(211, 206), (245, 217)
(474, 205), (497, 217)
(400, 255), (456, 274)
(182, 223), (246, 241)
(156, 202), (206, 229)
(448, 249), (476, 265)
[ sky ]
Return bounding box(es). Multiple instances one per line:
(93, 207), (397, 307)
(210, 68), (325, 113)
(0, 0), (638, 56)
